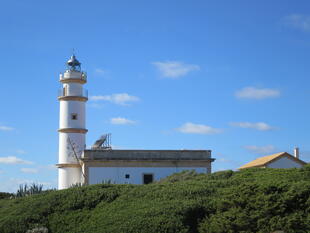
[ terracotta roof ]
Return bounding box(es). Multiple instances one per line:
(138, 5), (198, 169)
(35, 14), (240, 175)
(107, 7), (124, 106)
(239, 152), (307, 169)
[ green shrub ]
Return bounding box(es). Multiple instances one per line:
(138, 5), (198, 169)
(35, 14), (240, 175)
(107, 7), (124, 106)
(16, 183), (44, 197)
(0, 167), (309, 233)
(0, 192), (13, 199)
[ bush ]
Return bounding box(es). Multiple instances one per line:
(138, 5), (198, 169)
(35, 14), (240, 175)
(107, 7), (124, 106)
(16, 183), (44, 197)
(0, 167), (309, 233)
(0, 192), (13, 199)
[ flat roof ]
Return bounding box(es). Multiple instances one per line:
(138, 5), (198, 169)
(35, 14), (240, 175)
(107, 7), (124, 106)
(83, 149), (214, 161)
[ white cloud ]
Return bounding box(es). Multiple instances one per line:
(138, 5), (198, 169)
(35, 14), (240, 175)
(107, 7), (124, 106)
(46, 164), (57, 170)
(110, 117), (136, 125)
(0, 125), (14, 131)
(88, 103), (104, 109)
(177, 122), (222, 135)
(230, 122), (274, 131)
(218, 158), (233, 163)
(0, 156), (33, 165)
(37, 164), (57, 171)
(90, 93), (140, 106)
(235, 87), (280, 99)
(20, 168), (38, 174)
(152, 61), (200, 78)
(244, 145), (276, 154)
(94, 68), (106, 76)
(284, 14), (310, 32)
(16, 149), (26, 154)
(215, 153), (243, 170)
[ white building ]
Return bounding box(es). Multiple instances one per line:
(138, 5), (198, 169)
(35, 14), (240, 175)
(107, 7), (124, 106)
(82, 149), (213, 185)
(57, 55), (88, 189)
(239, 148), (307, 170)
(57, 56), (215, 189)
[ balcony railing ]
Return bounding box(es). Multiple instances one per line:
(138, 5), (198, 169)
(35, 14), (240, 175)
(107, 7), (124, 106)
(58, 88), (88, 98)
(59, 71), (87, 82)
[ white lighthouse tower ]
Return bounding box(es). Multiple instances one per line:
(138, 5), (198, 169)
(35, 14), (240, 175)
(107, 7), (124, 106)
(57, 55), (87, 189)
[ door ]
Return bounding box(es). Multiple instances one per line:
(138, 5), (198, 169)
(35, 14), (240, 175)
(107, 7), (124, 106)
(143, 174), (153, 184)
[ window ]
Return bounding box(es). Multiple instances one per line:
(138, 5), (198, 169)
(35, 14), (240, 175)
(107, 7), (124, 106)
(125, 174), (130, 179)
(143, 174), (153, 184)
(71, 113), (78, 120)
(63, 85), (68, 96)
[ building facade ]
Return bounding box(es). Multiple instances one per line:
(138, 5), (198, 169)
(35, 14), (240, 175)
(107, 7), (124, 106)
(82, 149), (214, 185)
(57, 56), (215, 189)
(239, 150), (306, 170)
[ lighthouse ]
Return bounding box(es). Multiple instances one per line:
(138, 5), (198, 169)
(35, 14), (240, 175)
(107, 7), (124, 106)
(55, 56), (215, 189)
(57, 55), (88, 189)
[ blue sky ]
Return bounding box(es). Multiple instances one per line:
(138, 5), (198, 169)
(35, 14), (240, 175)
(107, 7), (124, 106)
(0, 0), (310, 192)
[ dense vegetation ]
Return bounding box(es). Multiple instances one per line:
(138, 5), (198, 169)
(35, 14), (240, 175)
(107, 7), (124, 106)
(16, 183), (44, 197)
(0, 192), (12, 200)
(0, 166), (309, 233)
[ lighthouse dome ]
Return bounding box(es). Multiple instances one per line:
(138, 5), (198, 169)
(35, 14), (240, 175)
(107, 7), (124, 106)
(67, 55), (81, 70)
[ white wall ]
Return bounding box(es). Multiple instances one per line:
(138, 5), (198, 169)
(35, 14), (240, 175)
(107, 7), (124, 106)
(63, 70), (82, 79)
(267, 156), (303, 169)
(58, 167), (82, 190)
(89, 167), (208, 185)
(59, 133), (85, 163)
(66, 83), (83, 96)
(59, 101), (85, 129)
(58, 69), (87, 190)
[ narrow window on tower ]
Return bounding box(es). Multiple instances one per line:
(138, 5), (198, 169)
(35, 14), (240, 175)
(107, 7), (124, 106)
(71, 113), (78, 120)
(63, 85), (68, 96)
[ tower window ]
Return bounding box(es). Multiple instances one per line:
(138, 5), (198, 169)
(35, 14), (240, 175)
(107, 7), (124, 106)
(71, 113), (78, 120)
(63, 85), (68, 96)
(125, 174), (130, 179)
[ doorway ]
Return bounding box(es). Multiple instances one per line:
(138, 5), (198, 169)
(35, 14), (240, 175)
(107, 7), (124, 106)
(143, 174), (153, 184)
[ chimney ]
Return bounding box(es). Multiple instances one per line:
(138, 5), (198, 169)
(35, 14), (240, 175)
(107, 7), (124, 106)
(294, 147), (299, 159)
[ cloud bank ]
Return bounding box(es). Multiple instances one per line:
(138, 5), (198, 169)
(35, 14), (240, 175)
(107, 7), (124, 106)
(0, 156), (33, 165)
(94, 68), (106, 76)
(152, 61), (200, 78)
(110, 117), (136, 125)
(177, 122), (222, 135)
(230, 122), (274, 131)
(284, 14), (310, 32)
(21, 168), (38, 174)
(0, 125), (14, 131)
(235, 87), (280, 99)
(90, 93), (140, 106)
(244, 145), (276, 154)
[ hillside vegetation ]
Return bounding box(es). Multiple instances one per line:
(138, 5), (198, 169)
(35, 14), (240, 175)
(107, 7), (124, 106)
(0, 166), (309, 233)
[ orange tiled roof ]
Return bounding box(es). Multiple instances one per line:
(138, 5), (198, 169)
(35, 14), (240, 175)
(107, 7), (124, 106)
(238, 152), (306, 169)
